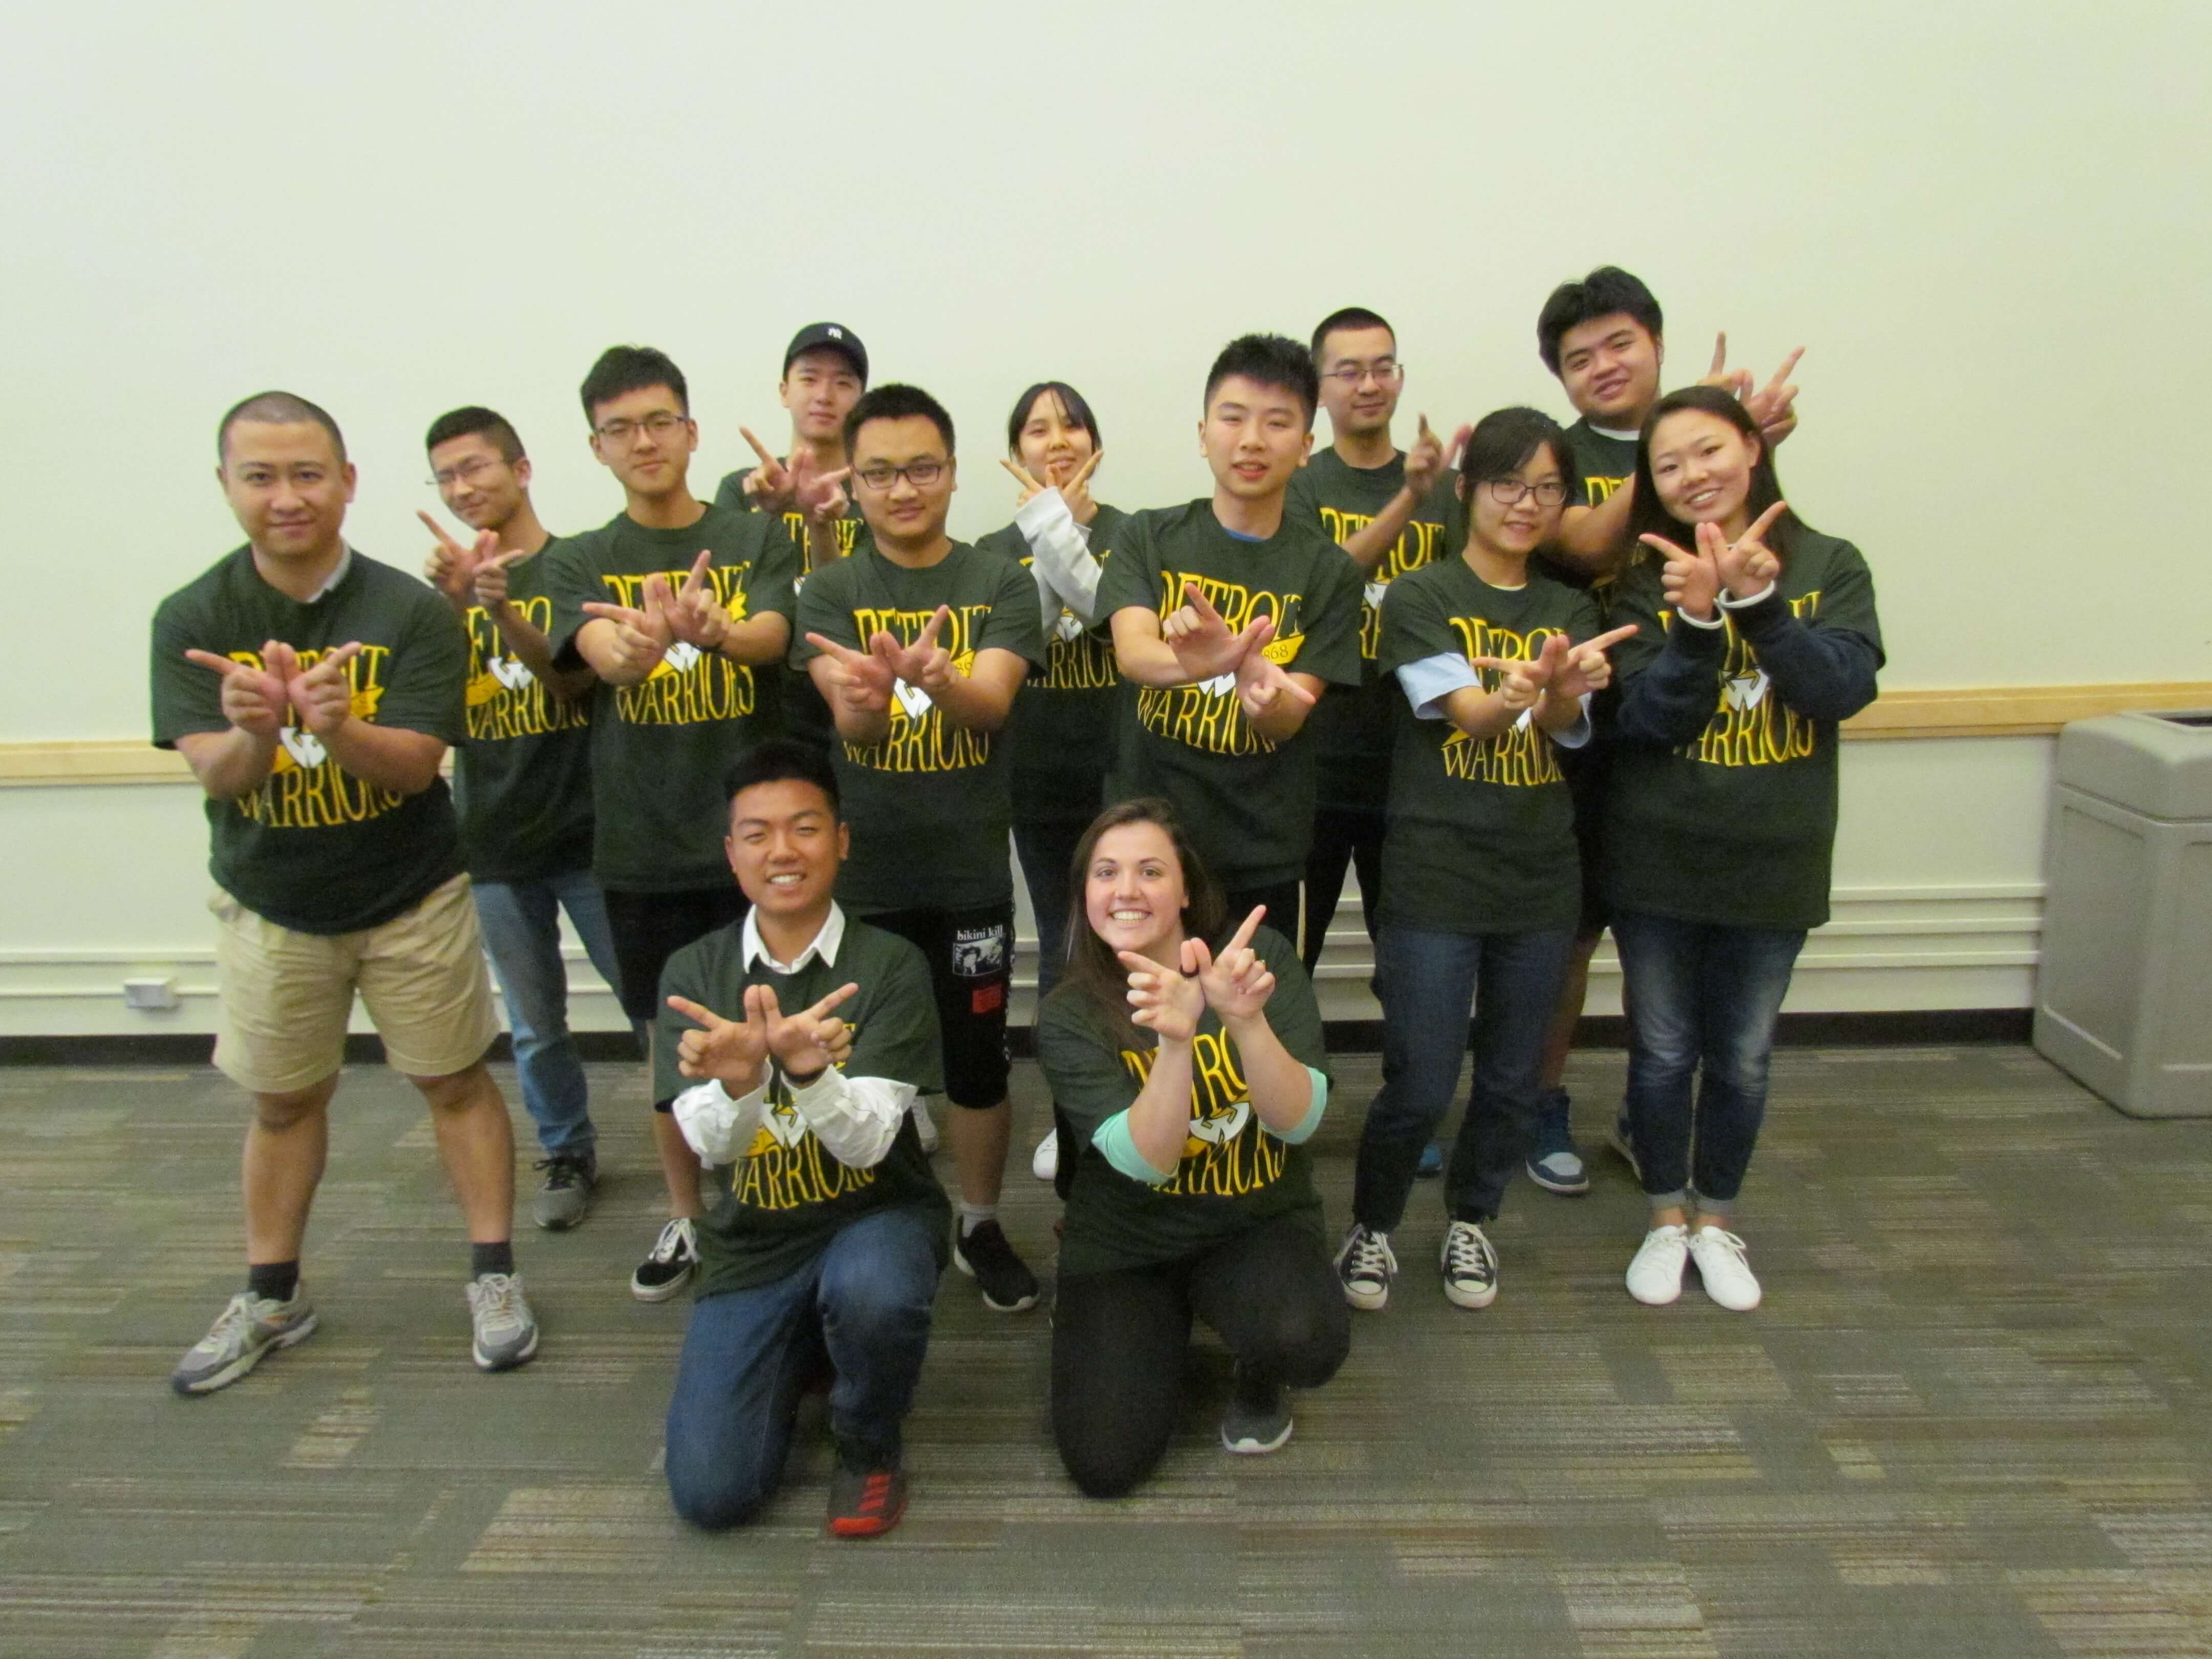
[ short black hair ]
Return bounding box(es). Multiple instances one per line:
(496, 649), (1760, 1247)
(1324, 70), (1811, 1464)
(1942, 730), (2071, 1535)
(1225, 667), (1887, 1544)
(1536, 267), (1664, 376)
(843, 383), (955, 457)
(725, 738), (841, 822)
(425, 406), (524, 462)
(1203, 333), (1320, 426)
(1006, 382), (1101, 455)
(1310, 307), (1394, 364)
(218, 391), (346, 464)
(580, 346), (688, 424)
(1458, 406), (1572, 486)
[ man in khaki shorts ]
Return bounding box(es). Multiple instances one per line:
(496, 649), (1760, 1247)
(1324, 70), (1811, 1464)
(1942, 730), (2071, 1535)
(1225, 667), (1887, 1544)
(151, 390), (539, 1394)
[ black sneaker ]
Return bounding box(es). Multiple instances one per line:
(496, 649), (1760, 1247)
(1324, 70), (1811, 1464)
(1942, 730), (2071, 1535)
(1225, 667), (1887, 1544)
(630, 1217), (698, 1303)
(951, 1219), (1039, 1312)
(531, 1151), (598, 1231)
(826, 1454), (908, 1538)
(1220, 1360), (1292, 1454)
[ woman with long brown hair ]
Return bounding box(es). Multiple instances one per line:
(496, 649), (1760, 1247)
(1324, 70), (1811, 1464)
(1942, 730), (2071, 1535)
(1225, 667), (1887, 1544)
(1037, 798), (1347, 1496)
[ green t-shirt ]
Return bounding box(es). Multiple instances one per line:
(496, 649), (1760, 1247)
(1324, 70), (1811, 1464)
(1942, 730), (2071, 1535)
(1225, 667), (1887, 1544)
(1376, 559), (1603, 934)
(453, 538), (595, 884)
(1093, 500), (1364, 888)
(791, 541), (1045, 913)
(1540, 417), (1641, 592)
(1037, 925), (1327, 1276)
(150, 547), (465, 935)
(713, 465), (873, 750)
(546, 505), (799, 892)
(1284, 449), (1460, 810)
(973, 502), (1128, 827)
(654, 914), (951, 1296)
(1604, 529), (1884, 929)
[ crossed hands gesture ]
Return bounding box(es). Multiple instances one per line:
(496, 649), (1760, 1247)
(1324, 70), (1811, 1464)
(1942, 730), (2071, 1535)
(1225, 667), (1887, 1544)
(804, 604), (956, 719)
(1702, 334), (1805, 448)
(1116, 906), (1276, 1043)
(184, 639), (363, 738)
(420, 513), (531, 609)
(581, 551), (734, 674)
(1401, 414), (1472, 498)
(1000, 450), (1103, 525)
(1640, 501), (1788, 621)
(739, 429), (851, 523)
(666, 982), (859, 1093)
(1471, 624), (1640, 713)
(1160, 583), (1317, 718)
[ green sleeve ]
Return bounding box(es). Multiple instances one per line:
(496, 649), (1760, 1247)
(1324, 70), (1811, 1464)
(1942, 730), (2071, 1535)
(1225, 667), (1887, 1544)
(371, 590), (469, 745)
(1296, 546), (1366, 687)
(1282, 468), (1323, 536)
(980, 546), (1048, 672)
(651, 938), (720, 1110)
(1377, 570), (1455, 675)
(747, 516), (801, 623)
(1036, 994), (1140, 1143)
(847, 936), (947, 1095)
(543, 531), (602, 665)
(789, 558), (856, 667)
(150, 586), (226, 748)
(1092, 511), (1157, 620)
(713, 467), (755, 515)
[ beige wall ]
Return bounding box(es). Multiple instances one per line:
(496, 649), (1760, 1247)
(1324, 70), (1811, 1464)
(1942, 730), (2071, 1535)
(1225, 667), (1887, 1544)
(0, 3), (2203, 1034)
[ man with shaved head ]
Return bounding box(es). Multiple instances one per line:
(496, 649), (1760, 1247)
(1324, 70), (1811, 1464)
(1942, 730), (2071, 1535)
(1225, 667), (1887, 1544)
(151, 390), (538, 1395)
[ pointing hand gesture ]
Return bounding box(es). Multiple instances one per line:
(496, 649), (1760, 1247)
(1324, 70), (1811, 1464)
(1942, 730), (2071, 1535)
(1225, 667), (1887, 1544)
(1469, 635), (1562, 714)
(1402, 415), (1468, 497)
(472, 548), (533, 610)
(285, 641), (365, 736)
(1187, 905), (1275, 1022)
(666, 991), (770, 1090)
(420, 513), (495, 603)
(1161, 581), (1273, 682)
(1545, 623), (1640, 701)
(1714, 501), (1788, 597)
(1234, 647), (1317, 721)
(183, 640), (291, 737)
(877, 605), (954, 695)
(667, 551), (732, 650)
(804, 631), (895, 717)
(582, 578), (677, 676)
(1704, 333), (1804, 448)
(738, 428), (798, 516)
(1640, 523), (1726, 621)
(1115, 943), (1205, 1043)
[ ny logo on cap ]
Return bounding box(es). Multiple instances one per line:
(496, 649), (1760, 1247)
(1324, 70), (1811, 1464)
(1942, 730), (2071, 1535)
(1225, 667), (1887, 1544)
(827, 327), (843, 338)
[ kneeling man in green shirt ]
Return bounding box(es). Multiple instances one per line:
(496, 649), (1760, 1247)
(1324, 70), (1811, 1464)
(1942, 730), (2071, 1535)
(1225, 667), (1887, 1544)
(655, 739), (949, 1539)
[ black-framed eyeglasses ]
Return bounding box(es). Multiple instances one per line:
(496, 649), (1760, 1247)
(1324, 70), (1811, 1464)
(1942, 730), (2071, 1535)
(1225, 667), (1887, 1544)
(1485, 479), (1568, 506)
(428, 456), (505, 490)
(1323, 359), (1403, 386)
(593, 411), (689, 444)
(854, 459), (948, 491)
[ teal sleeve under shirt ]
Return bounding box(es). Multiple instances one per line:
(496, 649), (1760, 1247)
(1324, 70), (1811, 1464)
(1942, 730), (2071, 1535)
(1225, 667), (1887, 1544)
(1093, 1066), (1329, 1183)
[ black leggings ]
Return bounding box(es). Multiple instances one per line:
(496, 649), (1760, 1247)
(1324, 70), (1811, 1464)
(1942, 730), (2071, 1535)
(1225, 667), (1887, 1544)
(1051, 1213), (1349, 1498)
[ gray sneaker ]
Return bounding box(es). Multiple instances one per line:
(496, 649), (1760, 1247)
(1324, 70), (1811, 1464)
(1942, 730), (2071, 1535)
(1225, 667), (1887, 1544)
(1221, 1361), (1293, 1454)
(466, 1272), (540, 1372)
(171, 1288), (317, 1396)
(531, 1152), (597, 1231)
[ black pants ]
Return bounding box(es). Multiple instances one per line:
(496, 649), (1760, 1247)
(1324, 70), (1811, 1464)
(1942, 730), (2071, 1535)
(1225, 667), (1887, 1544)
(1221, 880), (1304, 961)
(1302, 803), (1384, 974)
(1051, 1213), (1349, 1498)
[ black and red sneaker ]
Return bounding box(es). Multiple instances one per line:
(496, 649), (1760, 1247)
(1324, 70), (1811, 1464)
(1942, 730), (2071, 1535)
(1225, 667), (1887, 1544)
(826, 1459), (908, 1539)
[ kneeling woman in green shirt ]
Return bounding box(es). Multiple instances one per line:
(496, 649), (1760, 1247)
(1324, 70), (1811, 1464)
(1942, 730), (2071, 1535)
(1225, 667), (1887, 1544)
(1038, 799), (1348, 1494)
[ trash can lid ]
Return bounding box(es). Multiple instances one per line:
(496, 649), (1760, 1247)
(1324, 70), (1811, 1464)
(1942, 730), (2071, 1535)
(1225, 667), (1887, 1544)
(2057, 710), (2212, 820)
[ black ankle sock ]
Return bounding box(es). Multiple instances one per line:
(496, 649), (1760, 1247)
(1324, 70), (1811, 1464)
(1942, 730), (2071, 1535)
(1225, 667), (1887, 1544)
(247, 1261), (300, 1303)
(471, 1240), (515, 1280)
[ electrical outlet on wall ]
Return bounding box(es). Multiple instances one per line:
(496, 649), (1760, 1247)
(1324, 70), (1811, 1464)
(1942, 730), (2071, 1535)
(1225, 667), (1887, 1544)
(123, 977), (181, 1012)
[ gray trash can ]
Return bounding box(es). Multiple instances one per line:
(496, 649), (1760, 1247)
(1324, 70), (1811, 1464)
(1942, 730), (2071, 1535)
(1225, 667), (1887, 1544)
(2034, 709), (2212, 1118)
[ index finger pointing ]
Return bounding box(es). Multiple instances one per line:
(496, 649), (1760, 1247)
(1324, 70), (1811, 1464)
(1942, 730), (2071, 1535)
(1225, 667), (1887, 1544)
(416, 509), (464, 551)
(1584, 624), (1641, 653)
(740, 426), (778, 468)
(802, 983), (859, 1022)
(1225, 904), (1267, 954)
(1180, 581), (1226, 627)
(1766, 347), (1805, 387)
(664, 994), (724, 1028)
(999, 457), (1041, 492)
(1709, 330), (1728, 375)
(183, 648), (247, 676)
(1066, 449), (1103, 491)
(1744, 500), (1789, 543)
(915, 605), (950, 653)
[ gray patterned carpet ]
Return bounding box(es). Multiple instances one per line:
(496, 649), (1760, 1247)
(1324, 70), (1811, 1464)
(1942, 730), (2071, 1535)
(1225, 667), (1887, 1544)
(3, 1044), (2210, 1657)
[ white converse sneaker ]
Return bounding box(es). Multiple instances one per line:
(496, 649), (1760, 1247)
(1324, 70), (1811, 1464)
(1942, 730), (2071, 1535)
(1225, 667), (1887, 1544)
(1030, 1127), (1058, 1181)
(1625, 1224), (1690, 1306)
(1688, 1226), (1762, 1311)
(1333, 1223), (1396, 1311)
(1438, 1220), (1499, 1309)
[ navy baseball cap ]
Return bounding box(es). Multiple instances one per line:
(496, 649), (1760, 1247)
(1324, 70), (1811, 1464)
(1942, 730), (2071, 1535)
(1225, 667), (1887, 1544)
(783, 323), (867, 385)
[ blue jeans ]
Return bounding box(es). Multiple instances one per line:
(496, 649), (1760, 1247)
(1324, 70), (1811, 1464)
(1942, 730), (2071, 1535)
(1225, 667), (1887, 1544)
(1355, 924), (1575, 1232)
(1611, 909), (1806, 1210)
(664, 1205), (941, 1530)
(471, 868), (636, 1159)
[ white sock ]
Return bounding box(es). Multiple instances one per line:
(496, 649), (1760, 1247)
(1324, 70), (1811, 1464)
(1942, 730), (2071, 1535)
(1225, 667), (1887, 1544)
(958, 1202), (997, 1237)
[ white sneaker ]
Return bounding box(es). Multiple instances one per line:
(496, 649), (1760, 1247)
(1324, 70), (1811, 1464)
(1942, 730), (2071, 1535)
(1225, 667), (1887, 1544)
(1625, 1224), (1690, 1306)
(912, 1099), (939, 1154)
(1030, 1128), (1058, 1181)
(1688, 1226), (1762, 1311)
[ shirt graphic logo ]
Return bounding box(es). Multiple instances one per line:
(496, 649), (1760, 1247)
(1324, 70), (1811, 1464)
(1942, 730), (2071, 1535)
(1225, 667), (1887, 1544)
(1661, 592), (1823, 768)
(467, 595), (589, 740)
(729, 1072), (880, 1213)
(598, 565), (757, 728)
(1436, 618), (1566, 788)
(221, 645), (405, 827)
(838, 606), (994, 775)
(1317, 506), (1446, 658)
(1120, 1033), (1288, 1199)
(1137, 570), (1305, 757)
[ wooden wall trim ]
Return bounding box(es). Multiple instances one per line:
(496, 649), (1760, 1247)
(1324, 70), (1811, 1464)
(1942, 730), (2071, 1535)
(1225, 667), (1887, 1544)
(4, 683), (2209, 783)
